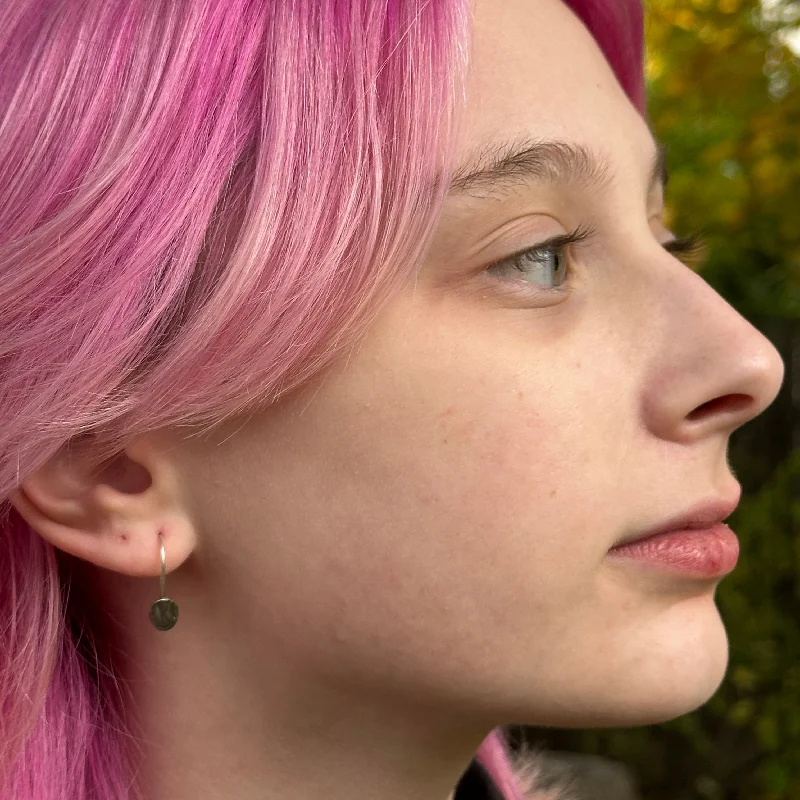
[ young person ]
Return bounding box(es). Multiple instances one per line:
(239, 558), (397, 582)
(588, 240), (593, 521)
(0, 1), (784, 798)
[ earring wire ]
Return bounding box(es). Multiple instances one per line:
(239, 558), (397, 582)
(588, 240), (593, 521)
(149, 530), (179, 631)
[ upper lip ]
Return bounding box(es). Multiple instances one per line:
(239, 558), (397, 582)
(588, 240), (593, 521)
(611, 492), (741, 549)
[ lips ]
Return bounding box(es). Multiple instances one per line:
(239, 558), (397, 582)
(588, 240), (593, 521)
(611, 492), (741, 550)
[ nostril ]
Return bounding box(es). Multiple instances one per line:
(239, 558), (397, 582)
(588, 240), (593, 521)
(687, 393), (751, 421)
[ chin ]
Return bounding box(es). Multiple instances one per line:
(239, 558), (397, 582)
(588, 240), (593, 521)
(580, 603), (733, 727)
(503, 600), (733, 729)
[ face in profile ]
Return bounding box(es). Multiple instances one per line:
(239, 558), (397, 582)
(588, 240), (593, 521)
(115, 0), (785, 732)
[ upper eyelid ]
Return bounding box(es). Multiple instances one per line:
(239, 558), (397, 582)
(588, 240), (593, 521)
(486, 205), (693, 271)
(494, 230), (705, 279)
(487, 226), (595, 267)
(531, 224), (597, 252)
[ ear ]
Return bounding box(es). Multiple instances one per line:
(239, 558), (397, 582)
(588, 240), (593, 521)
(8, 431), (197, 578)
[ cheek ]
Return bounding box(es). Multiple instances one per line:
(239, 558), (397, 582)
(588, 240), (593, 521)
(388, 392), (559, 527)
(313, 338), (603, 609)
(279, 348), (621, 688)
(186, 304), (644, 702)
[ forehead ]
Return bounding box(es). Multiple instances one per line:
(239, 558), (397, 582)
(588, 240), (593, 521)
(462, 0), (652, 171)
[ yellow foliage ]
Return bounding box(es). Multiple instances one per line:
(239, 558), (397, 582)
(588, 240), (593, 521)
(703, 142), (736, 163)
(645, 47), (666, 81)
(752, 156), (786, 194)
(720, 203), (745, 225)
(674, 9), (697, 30)
(708, 27), (739, 48)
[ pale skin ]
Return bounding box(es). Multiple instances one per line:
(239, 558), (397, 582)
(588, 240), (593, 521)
(10, 0), (785, 799)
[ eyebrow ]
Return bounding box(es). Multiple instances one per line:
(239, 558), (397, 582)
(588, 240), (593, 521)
(448, 135), (669, 200)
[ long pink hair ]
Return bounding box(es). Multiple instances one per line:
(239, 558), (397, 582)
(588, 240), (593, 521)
(0, 1), (644, 797)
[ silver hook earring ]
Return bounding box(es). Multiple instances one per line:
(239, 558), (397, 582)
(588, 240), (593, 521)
(149, 531), (179, 631)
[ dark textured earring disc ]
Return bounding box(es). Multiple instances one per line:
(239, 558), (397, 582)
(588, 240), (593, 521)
(149, 598), (179, 631)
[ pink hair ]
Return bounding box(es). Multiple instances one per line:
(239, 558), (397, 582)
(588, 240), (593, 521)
(0, 1), (643, 797)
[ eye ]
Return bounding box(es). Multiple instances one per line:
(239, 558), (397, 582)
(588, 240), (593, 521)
(487, 244), (568, 288)
(484, 223), (595, 291)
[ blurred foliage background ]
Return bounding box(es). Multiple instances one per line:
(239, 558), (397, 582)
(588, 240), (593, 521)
(512, 1), (800, 798)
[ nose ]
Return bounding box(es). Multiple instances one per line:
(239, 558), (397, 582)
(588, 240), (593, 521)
(640, 263), (785, 445)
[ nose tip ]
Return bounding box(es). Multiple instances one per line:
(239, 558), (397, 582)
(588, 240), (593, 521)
(641, 277), (787, 445)
(687, 331), (785, 439)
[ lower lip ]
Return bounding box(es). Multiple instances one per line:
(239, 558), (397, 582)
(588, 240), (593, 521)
(607, 523), (739, 578)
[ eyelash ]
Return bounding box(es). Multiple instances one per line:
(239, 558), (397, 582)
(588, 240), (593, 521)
(661, 232), (708, 266)
(486, 227), (709, 292)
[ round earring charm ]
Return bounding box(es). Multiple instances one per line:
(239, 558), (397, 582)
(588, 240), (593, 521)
(150, 597), (179, 631)
(150, 532), (179, 631)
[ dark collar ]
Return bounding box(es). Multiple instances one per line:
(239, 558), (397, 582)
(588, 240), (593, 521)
(453, 757), (505, 800)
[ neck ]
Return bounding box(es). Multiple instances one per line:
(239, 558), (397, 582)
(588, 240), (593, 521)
(84, 563), (494, 800)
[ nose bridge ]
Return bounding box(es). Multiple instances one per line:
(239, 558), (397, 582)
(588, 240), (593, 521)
(637, 253), (785, 444)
